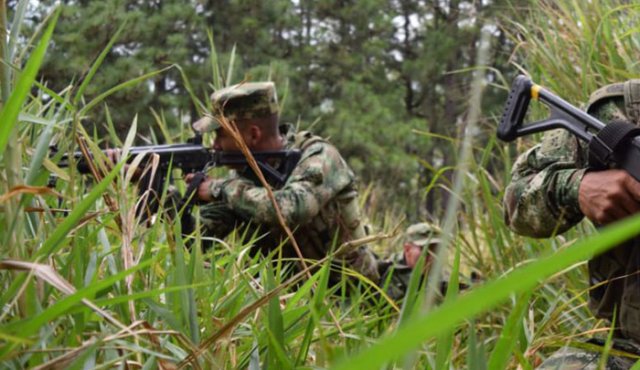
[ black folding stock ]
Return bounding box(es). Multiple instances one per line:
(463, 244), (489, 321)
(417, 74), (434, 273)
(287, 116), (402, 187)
(497, 75), (640, 181)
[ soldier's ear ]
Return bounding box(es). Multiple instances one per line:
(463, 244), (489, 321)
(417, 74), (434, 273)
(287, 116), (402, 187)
(246, 124), (263, 147)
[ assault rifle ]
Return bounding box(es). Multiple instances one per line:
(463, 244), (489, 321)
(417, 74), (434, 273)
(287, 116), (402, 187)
(53, 135), (301, 221)
(497, 75), (640, 180)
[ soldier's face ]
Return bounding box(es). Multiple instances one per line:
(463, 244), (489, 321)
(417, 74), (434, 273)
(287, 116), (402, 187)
(213, 122), (254, 152)
(213, 127), (240, 152)
(403, 242), (434, 269)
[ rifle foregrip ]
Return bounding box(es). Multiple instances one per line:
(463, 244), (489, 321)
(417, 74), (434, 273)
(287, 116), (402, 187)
(497, 75), (534, 142)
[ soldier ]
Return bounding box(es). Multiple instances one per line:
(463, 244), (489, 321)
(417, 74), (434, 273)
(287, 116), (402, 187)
(402, 222), (442, 269)
(186, 81), (435, 294)
(383, 222), (445, 300)
(504, 80), (640, 368)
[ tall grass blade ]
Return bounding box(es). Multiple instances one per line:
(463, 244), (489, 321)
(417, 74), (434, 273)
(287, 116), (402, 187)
(248, 339), (260, 370)
(7, 0), (29, 63)
(0, 331), (32, 345)
(397, 251), (428, 328)
(184, 235), (201, 346)
(265, 325), (294, 370)
(597, 310), (617, 370)
(226, 44), (236, 87)
(0, 2), (9, 105)
(435, 242), (462, 369)
(206, 29), (222, 89)
(487, 291), (533, 370)
(103, 106), (124, 147)
(0, 259), (152, 336)
(467, 318), (487, 370)
(171, 221), (199, 344)
(31, 336), (100, 370)
(33, 81), (75, 111)
(265, 268), (287, 369)
(0, 7), (59, 154)
(0, 259), (152, 361)
(295, 317), (315, 366)
(62, 340), (99, 370)
(34, 160), (124, 259)
(174, 65), (204, 112)
(25, 99), (69, 186)
(3, 0), (32, 256)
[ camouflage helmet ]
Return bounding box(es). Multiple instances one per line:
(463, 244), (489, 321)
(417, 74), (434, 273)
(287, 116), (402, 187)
(192, 82), (279, 133)
(404, 223), (442, 247)
(586, 79), (640, 125)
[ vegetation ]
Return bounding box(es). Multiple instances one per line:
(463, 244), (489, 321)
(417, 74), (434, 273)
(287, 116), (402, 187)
(1, 0), (640, 368)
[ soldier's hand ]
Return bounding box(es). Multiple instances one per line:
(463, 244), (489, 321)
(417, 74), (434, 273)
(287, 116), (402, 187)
(579, 169), (640, 225)
(185, 173), (213, 203)
(105, 148), (143, 181)
(104, 148), (122, 165)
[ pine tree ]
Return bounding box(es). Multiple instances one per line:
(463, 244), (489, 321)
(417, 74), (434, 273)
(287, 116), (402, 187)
(36, 0), (209, 137)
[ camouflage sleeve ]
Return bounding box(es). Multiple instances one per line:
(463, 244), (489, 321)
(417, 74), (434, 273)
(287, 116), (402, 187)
(198, 200), (243, 238)
(504, 129), (588, 238)
(209, 142), (354, 226)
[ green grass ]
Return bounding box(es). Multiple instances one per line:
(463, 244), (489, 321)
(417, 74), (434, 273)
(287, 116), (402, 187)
(1, 0), (640, 369)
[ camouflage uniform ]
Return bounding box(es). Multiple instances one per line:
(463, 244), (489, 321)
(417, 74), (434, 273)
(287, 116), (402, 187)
(193, 82), (380, 284)
(504, 81), (640, 368)
(200, 130), (381, 283)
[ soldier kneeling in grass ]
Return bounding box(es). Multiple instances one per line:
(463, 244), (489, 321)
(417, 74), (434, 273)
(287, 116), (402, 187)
(182, 81), (459, 300)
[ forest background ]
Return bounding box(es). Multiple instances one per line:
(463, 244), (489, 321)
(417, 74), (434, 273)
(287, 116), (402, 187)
(3, 0), (640, 369)
(20, 0), (519, 220)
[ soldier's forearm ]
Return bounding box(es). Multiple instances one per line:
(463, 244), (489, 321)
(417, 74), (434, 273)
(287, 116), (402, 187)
(504, 166), (585, 237)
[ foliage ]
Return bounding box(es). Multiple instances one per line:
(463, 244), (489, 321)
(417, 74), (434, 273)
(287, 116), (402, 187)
(507, 0), (640, 101)
(29, 0), (210, 136)
(1, 0), (640, 369)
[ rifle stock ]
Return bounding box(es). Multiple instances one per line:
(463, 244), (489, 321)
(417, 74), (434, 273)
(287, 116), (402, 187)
(498, 75), (640, 181)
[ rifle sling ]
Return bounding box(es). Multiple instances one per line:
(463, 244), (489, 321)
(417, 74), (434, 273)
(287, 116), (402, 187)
(588, 120), (640, 169)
